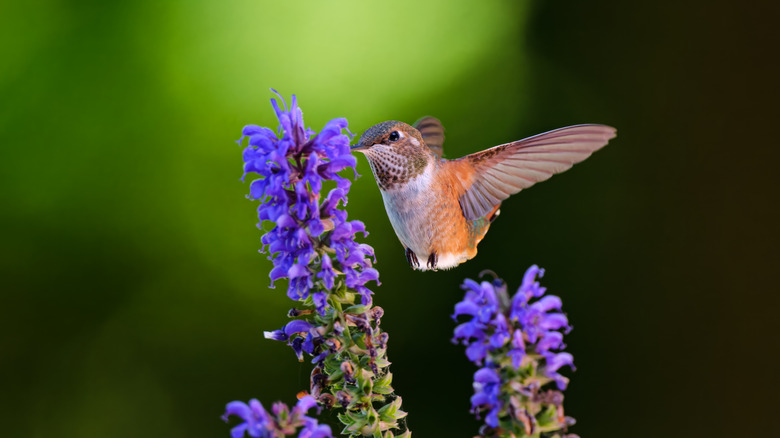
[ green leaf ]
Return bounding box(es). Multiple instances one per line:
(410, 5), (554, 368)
(341, 409), (369, 435)
(328, 368), (345, 383)
(374, 356), (391, 369)
(373, 372), (394, 395)
(356, 368), (373, 394)
(377, 396), (407, 422)
(344, 304), (371, 314)
(354, 334), (368, 350)
(337, 412), (352, 426)
(535, 404), (564, 433)
(323, 355), (343, 374)
(364, 407), (380, 435)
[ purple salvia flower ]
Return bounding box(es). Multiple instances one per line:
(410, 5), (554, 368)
(222, 399), (272, 438)
(453, 266), (576, 436)
(238, 91), (377, 312)
(264, 320), (315, 361)
(316, 255), (335, 290)
(544, 351), (575, 390)
(471, 366), (502, 428)
(452, 278), (504, 365)
(222, 396), (332, 438)
(508, 328), (526, 369)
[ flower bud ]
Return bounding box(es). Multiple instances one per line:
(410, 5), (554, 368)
(370, 306), (384, 323)
(318, 393), (335, 409)
(287, 308), (314, 317)
(340, 361), (355, 380)
(336, 390), (352, 408)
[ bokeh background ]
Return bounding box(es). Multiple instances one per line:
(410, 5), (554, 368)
(2, 1), (778, 437)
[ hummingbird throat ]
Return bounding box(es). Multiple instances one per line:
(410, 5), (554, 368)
(363, 148), (428, 191)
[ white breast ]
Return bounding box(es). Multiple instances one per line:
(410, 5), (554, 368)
(380, 162), (434, 257)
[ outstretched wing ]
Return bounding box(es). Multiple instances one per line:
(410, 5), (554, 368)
(453, 124), (616, 221)
(413, 116), (445, 157)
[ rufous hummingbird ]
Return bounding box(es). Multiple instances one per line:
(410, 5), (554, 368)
(351, 117), (616, 271)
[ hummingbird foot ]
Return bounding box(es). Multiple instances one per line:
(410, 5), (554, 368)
(426, 252), (438, 271)
(405, 247), (420, 269)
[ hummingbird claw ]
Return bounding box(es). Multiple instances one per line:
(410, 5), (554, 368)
(426, 252), (438, 271)
(405, 248), (420, 269)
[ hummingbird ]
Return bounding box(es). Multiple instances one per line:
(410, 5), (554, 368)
(351, 117), (616, 271)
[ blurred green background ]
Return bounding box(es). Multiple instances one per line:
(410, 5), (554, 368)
(2, 1), (778, 437)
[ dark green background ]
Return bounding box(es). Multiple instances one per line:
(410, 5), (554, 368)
(2, 1), (778, 437)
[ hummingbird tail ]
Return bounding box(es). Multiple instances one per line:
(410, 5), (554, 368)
(488, 206), (501, 223)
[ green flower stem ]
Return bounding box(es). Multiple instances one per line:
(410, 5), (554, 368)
(294, 279), (410, 437)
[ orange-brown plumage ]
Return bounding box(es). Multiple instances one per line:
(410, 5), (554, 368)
(430, 160), (481, 256)
(352, 118), (616, 271)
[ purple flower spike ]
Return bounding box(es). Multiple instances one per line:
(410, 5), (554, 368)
(239, 91), (377, 313)
(454, 266), (576, 436)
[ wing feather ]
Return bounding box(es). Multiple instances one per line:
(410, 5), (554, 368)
(453, 124), (616, 220)
(413, 116), (445, 157)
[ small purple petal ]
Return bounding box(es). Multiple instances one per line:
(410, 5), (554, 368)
(295, 395), (318, 414)
(229, 424), (249, 438)
(485, 407), (500, 428)
(312, 291), (328, 314)
(545, 352), (574, 374)
(534, 295), (563, 313)
(276, 214), (297, 228)
(453, 300), (479, 319)
(539, 313), (569, 331)
(489, 331), (509, 348)
(222, 401), (251, 422)
(474, 367), (500, 383)
(537, 331), (564, 352)
(263, 329), (287, 341)
(466, 342), (489, 363)
(284, 319), (313, 335)
(288, 264), (310, 279)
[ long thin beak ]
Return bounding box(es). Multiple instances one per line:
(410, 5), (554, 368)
(350, 143), (369, 152)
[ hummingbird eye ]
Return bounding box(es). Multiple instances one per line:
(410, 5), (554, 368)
(388, 131), (400, 142)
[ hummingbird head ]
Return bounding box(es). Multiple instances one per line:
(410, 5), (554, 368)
(351, 121), (434, 191)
